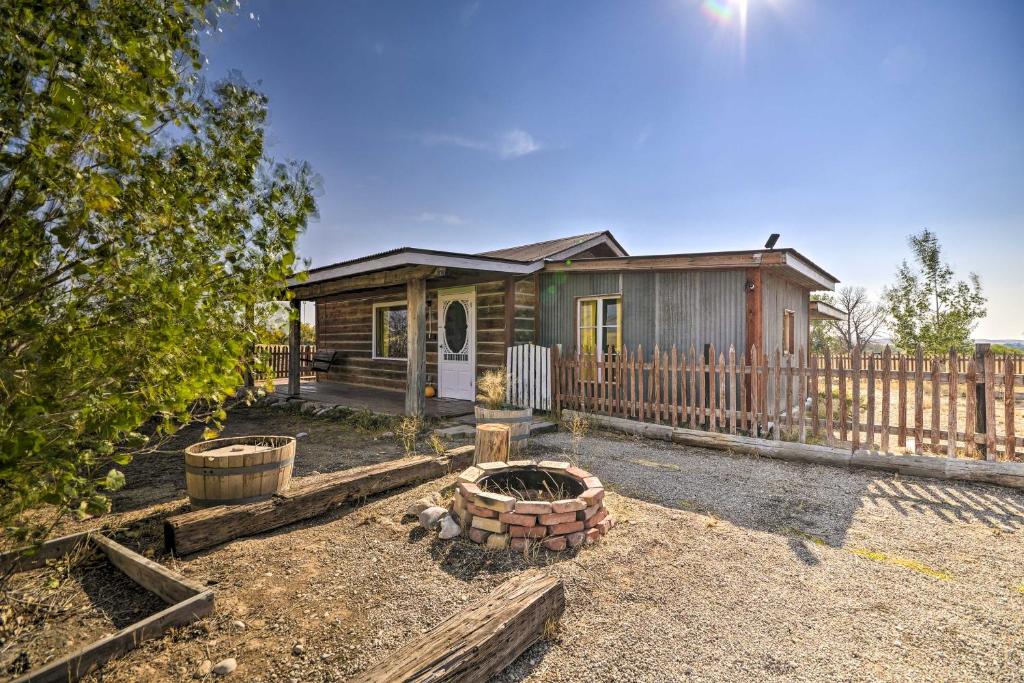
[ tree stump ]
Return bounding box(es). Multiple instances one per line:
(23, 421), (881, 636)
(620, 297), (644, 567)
(474, 423), (511, 464)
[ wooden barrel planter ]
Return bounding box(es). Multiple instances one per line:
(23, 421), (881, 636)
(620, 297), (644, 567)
(184, 435), (296, 508)
(474, 405), (532, 454)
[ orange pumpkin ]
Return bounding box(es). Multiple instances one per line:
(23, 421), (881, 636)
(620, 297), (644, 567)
(424, 385), (436, 398)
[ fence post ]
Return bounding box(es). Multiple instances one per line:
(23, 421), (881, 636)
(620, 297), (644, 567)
(974, 343), (989, 459)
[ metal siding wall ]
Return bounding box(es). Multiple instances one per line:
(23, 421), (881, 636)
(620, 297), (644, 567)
(539, 270), (749, 354)
(761, 272), (807, 357)
(536, 272), (620, 350)
(622, 272), (656, 350)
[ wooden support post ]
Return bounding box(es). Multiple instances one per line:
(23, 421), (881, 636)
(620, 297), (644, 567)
(244, 303), (255, 389)
(745, 268), (763, 406)
(288, 298), (301, 397)
(975, 343), (990, 458)
(351, 570), (565, 683)
(503, 276), (516, 349)
(405, 277), (427, 416)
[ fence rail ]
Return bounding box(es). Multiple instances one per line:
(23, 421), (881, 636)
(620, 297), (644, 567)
(552, 344), (1022, 461)
(253, 344), (317, 381)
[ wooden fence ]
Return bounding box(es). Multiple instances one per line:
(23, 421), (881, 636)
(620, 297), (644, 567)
(253, 344), (317, 381)
(506, 343), (552, 411)
(552, 344), (1022, 461)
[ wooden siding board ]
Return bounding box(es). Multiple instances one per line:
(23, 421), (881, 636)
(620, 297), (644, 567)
(315, 276), (535, 392)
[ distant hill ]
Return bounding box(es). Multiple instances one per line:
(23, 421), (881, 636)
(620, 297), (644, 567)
(977, 339), (1024, 349)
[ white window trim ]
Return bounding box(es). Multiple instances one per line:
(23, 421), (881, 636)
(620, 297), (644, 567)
(576, 295), (622, 357)
(372, 300), (408, 361)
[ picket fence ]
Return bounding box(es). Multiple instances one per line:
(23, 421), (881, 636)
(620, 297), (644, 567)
(551, 343), (1022, 461)
(505, 343), (552, 411)
(253, 344), (317, 381)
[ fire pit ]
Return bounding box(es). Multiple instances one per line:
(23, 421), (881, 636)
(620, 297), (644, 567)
(453, 460), (614, 551)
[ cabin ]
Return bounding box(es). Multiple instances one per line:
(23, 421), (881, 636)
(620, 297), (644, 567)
(285, 231), (839, 415)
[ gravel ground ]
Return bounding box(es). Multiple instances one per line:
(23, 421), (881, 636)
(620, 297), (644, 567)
(15, 417), (1024, 682)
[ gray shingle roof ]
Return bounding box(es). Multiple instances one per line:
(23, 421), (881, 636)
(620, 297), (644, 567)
(477, 232), (608, 262)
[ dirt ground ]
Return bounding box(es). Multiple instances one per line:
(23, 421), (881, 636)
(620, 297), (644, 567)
(5, 407), (1024, 682)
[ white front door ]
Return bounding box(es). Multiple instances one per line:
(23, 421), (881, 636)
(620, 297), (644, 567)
(438, 288), (476, 400)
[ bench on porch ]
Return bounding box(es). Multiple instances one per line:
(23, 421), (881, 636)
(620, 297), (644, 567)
(305, 349), (340, 376)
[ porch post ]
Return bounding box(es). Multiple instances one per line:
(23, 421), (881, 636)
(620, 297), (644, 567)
(288, 298), (302, 397)
(406, 277), (427, 416)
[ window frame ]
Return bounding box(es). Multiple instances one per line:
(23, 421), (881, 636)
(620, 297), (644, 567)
(371, 300), (409, 361)
(576, 295), (623, 358)
(782, 308), (795, 356)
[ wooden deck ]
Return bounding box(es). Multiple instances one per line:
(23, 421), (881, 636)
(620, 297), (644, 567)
(273, 380), (474, 418)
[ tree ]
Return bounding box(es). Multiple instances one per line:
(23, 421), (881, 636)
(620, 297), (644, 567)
(884, 230), (986, 355)
(0, 1), (316, 538)
(812, 287), (887, 352)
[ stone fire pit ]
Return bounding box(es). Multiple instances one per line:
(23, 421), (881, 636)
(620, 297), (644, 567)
(452, 460), (614, 551)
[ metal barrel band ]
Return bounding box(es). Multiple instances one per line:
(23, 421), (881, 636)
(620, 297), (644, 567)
(185, 456), (294, 477)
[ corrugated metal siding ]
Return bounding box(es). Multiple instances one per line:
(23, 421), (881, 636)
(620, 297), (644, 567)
(622, 272), (655, 350)
(537, 272), (620, 349)
(538, 270), (746, 354)
(762, 273), (808, 357)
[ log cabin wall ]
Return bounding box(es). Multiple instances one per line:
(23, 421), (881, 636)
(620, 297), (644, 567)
(313, 277), (535, 393)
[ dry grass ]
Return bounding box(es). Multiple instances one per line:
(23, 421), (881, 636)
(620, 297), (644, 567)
(475, 367), (507, 410)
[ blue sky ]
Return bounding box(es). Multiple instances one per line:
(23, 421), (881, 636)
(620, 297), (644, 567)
(202, 0), (1023, 338)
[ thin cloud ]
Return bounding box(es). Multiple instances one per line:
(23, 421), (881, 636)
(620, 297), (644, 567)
(498, 129), (541, 159)
(413, 212), (466, 226)
(460, 1), (480, 25)
(421, 129), (542, 159)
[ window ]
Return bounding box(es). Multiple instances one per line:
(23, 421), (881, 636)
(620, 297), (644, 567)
(782, 309), (795, 355)
(577, 296), (622, 356)
(373, 301), (407, 359)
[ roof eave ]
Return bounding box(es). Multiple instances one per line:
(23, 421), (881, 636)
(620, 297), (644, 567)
(287, 249), (541, 290)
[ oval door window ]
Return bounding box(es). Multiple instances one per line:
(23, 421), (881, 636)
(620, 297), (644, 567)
(444, 301), (468, 353)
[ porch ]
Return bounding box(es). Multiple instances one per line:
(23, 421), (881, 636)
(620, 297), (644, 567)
(272, 379), (475, 419)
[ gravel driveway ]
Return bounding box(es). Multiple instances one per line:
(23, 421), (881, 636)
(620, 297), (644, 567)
(58, 424), (1024, 682)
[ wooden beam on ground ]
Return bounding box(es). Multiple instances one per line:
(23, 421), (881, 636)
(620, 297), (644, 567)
(2, 533), (213, 683)
(406, 276), (427, 416)
(350, 570), (565, 683)
(164, 448), (474, 556)
(92, 534), (205, 604)
(11, 591), (214, 683)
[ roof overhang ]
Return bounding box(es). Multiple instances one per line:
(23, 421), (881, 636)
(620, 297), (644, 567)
(287, 248), (543, 299)
(809, 300), (846, 321)
(542, 248), (838, 291)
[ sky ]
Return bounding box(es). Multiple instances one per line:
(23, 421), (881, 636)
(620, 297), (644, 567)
(202, 0), (1024, 339)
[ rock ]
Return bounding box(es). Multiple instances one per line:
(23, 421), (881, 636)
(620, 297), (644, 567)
(212, 658), (236, 675)
(438, 514), (461, 540)
(300, 402), (318, 415)
(271, 401), (290, 409)
(406, 493), (441, 517)
(380, 431), (394, 438)
(292, 642), (306, 656)
(296, 432), (309, 439)
(231, 620), (246, 631)
(418, 506), (447, 530)
(197, 660), (213, 677)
